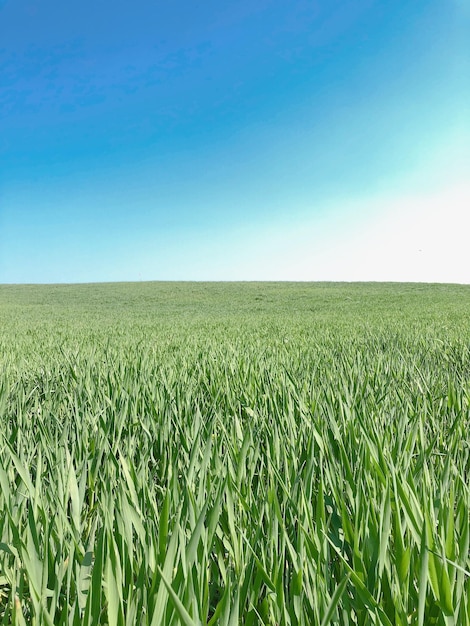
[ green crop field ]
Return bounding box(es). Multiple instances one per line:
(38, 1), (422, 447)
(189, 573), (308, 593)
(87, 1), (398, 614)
(0, 282), (469, 625)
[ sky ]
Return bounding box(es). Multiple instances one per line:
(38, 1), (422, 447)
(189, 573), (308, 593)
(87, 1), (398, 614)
(1, 0), (469, 283)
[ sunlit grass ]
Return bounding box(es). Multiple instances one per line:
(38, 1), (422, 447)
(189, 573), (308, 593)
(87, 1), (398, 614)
(0, 282), (469, 624)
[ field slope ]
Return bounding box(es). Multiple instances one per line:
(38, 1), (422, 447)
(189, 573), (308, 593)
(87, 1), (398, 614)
(0, 282), (469, 625)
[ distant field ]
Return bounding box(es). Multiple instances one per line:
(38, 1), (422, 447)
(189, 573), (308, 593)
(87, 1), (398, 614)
(1, 282), (469, 625)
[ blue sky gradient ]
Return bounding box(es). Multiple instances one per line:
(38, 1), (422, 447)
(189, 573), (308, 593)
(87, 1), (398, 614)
(1, 0), (469, 282)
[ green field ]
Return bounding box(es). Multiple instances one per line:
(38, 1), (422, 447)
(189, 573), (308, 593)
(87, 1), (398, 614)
(1, 282), (469, 625)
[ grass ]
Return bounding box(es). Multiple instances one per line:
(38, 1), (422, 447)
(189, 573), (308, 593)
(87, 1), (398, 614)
(0, 281), (469, 625)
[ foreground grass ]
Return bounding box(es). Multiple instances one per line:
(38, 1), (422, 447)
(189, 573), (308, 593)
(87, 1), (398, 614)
(0, 282), (469, 625)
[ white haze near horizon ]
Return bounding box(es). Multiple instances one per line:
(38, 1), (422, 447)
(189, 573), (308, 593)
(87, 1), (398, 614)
(171, 180), (469, 285)
(270, 182), (470, 284)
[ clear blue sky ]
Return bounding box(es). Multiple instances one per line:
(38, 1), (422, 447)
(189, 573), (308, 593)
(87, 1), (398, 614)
(1, 0), (469, 283)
